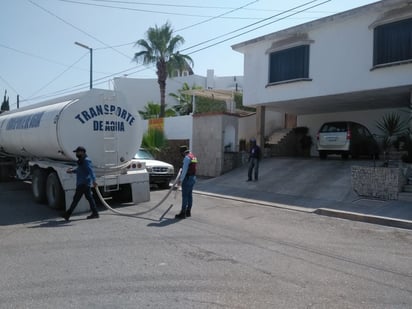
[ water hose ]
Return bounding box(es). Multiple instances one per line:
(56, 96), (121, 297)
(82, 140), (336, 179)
(95, 169), (181, 219)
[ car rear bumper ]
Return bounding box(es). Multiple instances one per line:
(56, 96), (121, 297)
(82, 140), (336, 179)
(317, 143), (350, 152)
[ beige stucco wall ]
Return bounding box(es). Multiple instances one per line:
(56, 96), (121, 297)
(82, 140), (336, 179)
(192, 113), (239, 177)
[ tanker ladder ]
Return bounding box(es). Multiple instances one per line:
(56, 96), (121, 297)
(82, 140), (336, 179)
(102, 93), (120, 192)
(95, 169), (181, 221)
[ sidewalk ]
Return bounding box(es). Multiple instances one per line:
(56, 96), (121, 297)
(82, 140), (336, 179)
(194, 158), (412, 230)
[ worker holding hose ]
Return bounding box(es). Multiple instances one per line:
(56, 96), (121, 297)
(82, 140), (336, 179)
(175, 146), (198, 219)
(63, 146), (99, 221)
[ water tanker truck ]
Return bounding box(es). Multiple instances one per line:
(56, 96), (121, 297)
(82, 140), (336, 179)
(0, 88), (149, 212)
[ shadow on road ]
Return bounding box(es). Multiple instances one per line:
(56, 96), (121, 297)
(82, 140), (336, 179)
(0, 181), (60, 226)
(147, 218), (180, 227)
(28, 219), (73, 228)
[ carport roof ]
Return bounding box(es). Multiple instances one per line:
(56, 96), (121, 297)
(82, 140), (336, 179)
(260, 85), (412, 115)
(181, 89), (235, 101)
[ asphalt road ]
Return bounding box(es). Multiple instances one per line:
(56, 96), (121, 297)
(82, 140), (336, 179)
(0, 181), (411, 308)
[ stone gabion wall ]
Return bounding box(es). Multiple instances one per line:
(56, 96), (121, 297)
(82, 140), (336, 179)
(222, 151), (248, 174)
(351, 166), (405, 200)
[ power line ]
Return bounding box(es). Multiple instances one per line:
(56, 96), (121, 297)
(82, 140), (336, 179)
(72, 0), (336, 14)
(21, 0), (332, 104)
(20, 0), (260, 103)
(58, 0), (261, 20)
(94, 0), (259, 50)
(74, 0), (251, 10)
(187, 0), (332, 55)
(177, 0), (259, 32)
(93, 1), (329, 51)
(0, 74), (20, 97)
(0, 43), (111, 75)
(180, 0), (323, 53)
(28, 0), (132, 61)
(26, 52), (89, 100)
(21, 64), (151, 103)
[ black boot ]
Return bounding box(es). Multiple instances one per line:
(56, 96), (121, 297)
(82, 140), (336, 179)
(175, 210), (186, 219)
(62, 212), (70, 222)
(86, 213), (99, 219)
(186, 209), (191, 217)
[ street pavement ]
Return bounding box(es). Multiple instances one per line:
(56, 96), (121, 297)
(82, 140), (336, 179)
(0, 180), (411, 308)
(195, 157), (412, 230)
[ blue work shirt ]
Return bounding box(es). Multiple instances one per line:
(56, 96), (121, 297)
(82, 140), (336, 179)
(180, 155), (191, 181)
(72, 156), (96, 187)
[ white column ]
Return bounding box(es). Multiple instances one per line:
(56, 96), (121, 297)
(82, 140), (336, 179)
(256, 106), (266, 147)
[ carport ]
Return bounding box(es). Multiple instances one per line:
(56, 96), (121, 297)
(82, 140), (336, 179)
(254, 86), (412, 156)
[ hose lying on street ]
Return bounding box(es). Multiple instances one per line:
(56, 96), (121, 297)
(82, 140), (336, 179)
(95, 169), (181, 219)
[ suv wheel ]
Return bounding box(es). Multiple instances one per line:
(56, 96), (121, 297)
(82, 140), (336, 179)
(341, 152), (349, 160)
(319, 151), (327, 160)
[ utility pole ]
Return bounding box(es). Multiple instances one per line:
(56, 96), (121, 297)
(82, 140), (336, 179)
(74, 42), (93, 89)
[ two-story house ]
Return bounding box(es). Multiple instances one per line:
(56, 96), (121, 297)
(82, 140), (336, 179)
(232, 0), (412, 156)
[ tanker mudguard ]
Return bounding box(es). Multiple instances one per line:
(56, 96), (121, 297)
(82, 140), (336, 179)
(0, 89), (142, 168)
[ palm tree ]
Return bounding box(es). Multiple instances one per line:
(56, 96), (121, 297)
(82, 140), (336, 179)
(138, 101), (176, 120)
(133, 22), (193, 118)
(169, 82), (202, 115)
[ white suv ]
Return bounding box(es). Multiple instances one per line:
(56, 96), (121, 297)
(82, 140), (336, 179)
(317, 121), (379, 160)
(131, 149), (175, 189)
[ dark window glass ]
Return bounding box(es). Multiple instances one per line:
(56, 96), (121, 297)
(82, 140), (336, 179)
(269, 45), (309, 83)
(374, 18), (412, 65)
(320, 122), (348, 133)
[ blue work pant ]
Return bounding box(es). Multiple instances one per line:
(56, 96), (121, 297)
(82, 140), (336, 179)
(181, 175), (196, 211)
(248, 158), (259, 180)
(67, 184), (98, 215)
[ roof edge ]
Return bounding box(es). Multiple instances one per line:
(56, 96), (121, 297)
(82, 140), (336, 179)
(231, 0), (405, 52)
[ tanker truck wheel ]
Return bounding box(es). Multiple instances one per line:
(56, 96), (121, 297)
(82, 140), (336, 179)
(32, 168), (47, 203)
(46, 172), (65, 209)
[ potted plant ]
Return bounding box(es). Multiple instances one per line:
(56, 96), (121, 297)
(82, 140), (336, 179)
(375, 112), (408, 166)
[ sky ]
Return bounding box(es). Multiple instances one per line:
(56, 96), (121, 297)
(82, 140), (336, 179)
(1, 0), (380, 108)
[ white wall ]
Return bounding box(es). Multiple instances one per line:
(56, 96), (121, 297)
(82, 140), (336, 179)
(114, 75), (206, 114)
(141, 115), (193, 149)
(238, 114), (256, 143)
(240, 4), (412, 106)
(114, 69), (245, 114)
(265, 109), (284, 134)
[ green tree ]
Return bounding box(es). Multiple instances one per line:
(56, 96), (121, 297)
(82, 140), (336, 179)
(141, 128), (167, 155)
(1, 90), (9, 113)
(138, 101), (176, 120)
(133, 22), (193, 118)
(169, 82), (202, 115)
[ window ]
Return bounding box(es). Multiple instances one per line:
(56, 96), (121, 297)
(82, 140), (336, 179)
(268, 45), (309, 83)
(373, 17), (412, 66)
(320, 122), (347, 133)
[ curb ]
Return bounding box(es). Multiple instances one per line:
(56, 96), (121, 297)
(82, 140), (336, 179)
(314, 208), (412, 230)
(194, 190), (316, 213)
(194, 190), (412, 230)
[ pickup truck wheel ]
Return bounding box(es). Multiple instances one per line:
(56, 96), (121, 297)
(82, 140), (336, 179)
(46, 172), (65, 209)
(159, 181), (170, 189)
(32, 168), (47, 203)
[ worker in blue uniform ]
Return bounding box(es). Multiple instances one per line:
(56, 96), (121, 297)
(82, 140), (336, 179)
(63, 146), (99, 221)
(175, 146), (198, 219)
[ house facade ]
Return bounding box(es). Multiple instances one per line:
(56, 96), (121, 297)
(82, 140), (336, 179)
(232, 0), (412, 156)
